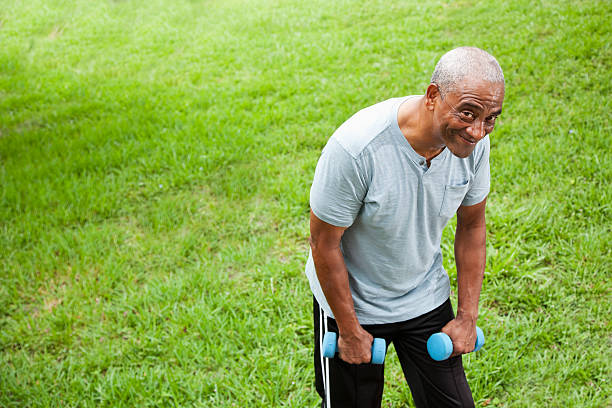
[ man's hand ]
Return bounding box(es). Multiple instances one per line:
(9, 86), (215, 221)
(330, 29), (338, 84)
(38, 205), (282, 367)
(337, 326), (374, 364)
(440, 315), (478, 357)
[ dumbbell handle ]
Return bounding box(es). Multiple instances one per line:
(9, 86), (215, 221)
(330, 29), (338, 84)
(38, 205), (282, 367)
(322, 332), (386, 364)
(427, 326), (485, 361)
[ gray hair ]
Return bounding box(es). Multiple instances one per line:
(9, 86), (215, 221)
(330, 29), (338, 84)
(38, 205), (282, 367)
(431, 47), (504, 98)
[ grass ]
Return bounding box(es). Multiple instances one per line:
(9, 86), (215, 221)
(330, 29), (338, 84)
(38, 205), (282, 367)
(0, 0), (610, 406)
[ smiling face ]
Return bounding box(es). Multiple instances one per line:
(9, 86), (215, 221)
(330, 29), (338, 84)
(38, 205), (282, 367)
(428, 79), (505, 158)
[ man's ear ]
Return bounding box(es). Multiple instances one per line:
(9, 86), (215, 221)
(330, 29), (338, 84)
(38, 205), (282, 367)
(425, 84), (440, 111)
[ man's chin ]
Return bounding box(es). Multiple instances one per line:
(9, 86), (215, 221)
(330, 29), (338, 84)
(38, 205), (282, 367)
(447, 144), (475, 158)
(443, 133), (478, 158)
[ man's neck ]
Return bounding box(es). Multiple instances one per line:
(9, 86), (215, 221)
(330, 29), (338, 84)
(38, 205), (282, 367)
(397, 96), (445, 161)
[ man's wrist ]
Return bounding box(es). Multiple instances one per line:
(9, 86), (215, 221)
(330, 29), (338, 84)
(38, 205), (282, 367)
(337, 318), (363, 337)
(456, 309), (478, 324)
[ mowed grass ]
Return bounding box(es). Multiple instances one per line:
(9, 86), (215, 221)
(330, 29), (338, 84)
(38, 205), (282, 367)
(0, 0), (610, 406)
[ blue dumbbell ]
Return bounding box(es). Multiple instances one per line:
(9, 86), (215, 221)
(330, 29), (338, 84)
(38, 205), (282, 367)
(427, 326), (485, 361)
(322, 332), (386, 364)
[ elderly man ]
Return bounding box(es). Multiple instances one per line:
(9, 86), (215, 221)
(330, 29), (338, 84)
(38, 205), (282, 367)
(305, 47), (505, 407)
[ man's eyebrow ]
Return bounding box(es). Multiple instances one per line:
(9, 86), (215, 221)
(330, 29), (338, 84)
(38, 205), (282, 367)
(456, 102), (485, 111)
(457, 102), (502, 116)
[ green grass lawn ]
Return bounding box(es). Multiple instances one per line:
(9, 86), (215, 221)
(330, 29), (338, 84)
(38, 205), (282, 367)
(1, 0), (610, 406)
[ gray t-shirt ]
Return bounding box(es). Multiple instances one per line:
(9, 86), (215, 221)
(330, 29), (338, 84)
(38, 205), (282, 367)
(305, 96), (490, 324)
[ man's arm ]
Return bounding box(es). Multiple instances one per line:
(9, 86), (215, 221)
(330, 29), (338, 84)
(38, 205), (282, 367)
(441, 197), (487, 357)
(309, 210), (373, 364)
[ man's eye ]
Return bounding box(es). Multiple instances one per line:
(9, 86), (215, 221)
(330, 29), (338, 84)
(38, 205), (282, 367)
(461, 111), (475, 120)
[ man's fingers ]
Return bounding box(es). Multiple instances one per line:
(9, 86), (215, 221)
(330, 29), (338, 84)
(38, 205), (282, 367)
(339, 350), (371, 364)
(338, 331), (374, 364)
(338, 345), (371, 364)
(451, 336), (477, 357)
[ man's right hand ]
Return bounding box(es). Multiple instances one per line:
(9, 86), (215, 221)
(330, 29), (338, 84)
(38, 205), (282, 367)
(337, 326), (374, 364)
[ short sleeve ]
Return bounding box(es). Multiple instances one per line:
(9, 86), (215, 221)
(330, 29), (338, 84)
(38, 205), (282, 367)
(461, 136), (490, 206)
(310, 138), (367, 227)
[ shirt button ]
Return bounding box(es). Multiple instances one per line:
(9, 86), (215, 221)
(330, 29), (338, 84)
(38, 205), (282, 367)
(419, 160), (425, 165)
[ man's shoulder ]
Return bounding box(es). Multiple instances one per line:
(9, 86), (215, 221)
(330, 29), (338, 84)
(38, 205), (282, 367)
(330, 97), (406, 158)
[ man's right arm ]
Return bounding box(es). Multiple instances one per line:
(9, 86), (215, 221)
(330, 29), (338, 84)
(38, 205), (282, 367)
(309, 210), (373, 364)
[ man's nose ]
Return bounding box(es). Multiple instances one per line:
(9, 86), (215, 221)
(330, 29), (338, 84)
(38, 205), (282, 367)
(466, 120), (486, 141)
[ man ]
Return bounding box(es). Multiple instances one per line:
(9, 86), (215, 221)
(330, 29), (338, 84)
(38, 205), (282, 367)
(305, 47), (505, 407)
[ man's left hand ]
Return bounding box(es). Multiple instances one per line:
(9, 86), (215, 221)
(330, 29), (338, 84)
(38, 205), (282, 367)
(440, 315), (478, 357)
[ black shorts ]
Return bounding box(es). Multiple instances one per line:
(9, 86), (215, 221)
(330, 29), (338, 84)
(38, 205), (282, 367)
(313, 297), (475, 408)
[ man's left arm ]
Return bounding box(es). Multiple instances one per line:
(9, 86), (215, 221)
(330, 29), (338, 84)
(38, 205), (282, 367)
(442, 197), (487, 357)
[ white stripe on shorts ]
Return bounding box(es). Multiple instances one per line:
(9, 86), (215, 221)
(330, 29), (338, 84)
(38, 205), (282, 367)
(319, 305), (331, 408)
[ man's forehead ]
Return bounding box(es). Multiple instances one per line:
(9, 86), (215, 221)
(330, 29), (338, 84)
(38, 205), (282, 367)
(449, 79), (505, 106)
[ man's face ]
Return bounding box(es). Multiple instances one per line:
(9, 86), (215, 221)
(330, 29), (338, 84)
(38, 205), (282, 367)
(434, 79), (505, 158)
